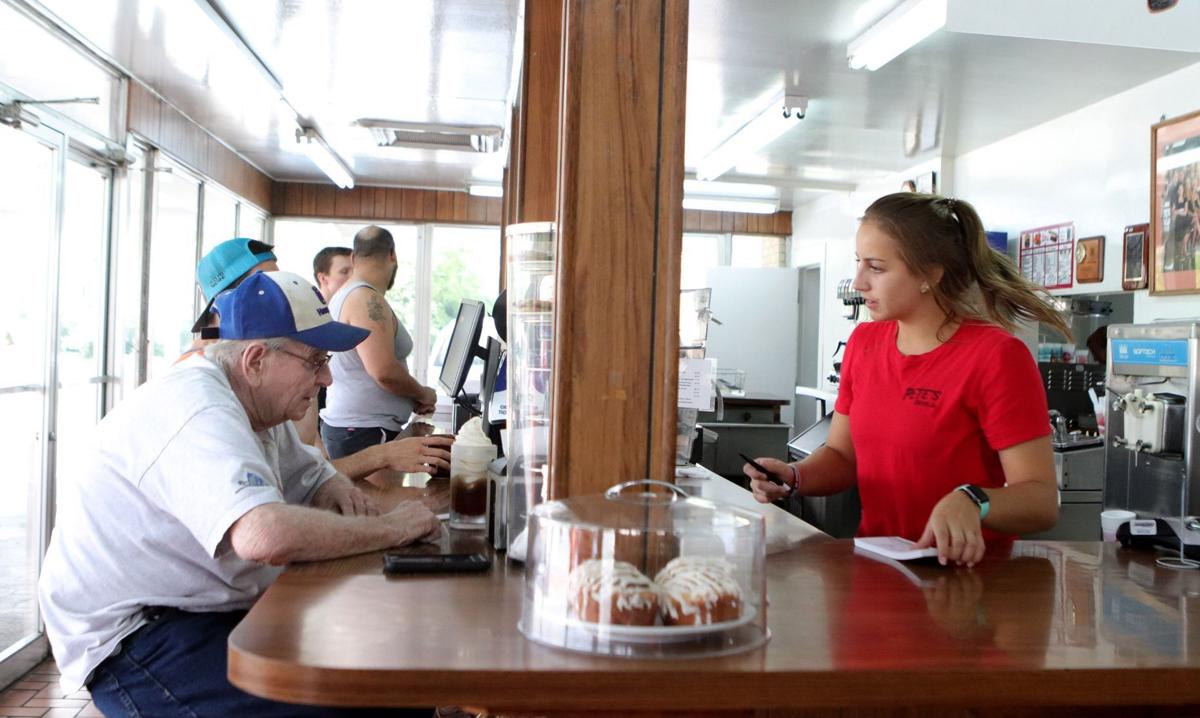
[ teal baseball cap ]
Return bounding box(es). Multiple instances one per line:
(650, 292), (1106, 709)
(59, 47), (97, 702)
(192, 238), (277, 333)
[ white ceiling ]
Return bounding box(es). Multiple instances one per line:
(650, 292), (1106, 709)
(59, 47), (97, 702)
(686, 0), (1200, 200)
(29, 0), (1200, 204)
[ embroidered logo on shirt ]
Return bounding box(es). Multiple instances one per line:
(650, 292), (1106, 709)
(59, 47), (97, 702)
(236, 471), (268, 491)
(903, 387), (942, 409)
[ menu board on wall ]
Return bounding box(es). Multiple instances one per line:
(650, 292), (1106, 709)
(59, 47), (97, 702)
(1019, 222), (1075, 289)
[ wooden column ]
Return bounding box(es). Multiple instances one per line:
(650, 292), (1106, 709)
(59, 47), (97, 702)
(549, 0), (687, 498)
(515, 0), (564, 223)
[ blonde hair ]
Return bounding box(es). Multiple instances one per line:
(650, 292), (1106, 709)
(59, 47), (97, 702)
(862, 192), (1072, 340)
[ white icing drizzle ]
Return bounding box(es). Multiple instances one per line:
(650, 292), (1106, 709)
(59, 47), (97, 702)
(568, 559), (658, 612)
(654, 556), (742, 620)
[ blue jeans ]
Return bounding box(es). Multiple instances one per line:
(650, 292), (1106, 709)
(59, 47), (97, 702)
(321, 424), (399, 459)
(88, 608), (428, 717)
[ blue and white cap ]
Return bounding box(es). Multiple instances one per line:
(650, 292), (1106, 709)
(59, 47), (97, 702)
(211, 271), (368, 352)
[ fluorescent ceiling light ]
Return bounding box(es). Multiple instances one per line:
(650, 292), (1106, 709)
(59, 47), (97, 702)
(847, 0), (947, 71)
(468, 183), (504, 198)
(296, 127), (355, 189)
(682, 197), (779, 214)
(356, 119), (503, 153)
(696, 92), (803, 181)
(683, 179), (780, 213)
(684, 179), (779, 200)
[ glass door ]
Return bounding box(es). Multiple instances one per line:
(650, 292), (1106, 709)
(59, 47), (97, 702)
(55, 159), (112, 502)
(0, 121), (63, 681)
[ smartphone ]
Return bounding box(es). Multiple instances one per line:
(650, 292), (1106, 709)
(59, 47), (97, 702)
(382, 552), (491, 575)
(738, 452), (786, 486)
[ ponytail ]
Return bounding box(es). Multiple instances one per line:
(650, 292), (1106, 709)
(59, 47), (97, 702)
(863, 193), (1072, 341)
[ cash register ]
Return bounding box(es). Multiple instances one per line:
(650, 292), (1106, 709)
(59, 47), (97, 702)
(786, 387), (860, 537)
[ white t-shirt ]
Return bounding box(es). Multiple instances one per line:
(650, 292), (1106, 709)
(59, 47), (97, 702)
(38, 355), (337, 692)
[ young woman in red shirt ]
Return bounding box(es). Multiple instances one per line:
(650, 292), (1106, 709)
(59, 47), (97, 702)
(746, 193), (1069, 567)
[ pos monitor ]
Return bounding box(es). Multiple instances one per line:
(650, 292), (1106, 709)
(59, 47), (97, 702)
(480, 337), (506, 447)
(438, 300), (488, 421)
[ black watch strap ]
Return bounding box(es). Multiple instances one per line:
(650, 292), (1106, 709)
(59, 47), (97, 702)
(956, 484), (990, 518)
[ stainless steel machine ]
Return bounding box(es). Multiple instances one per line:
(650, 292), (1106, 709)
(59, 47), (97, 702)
(1104, 321), (1200, 564)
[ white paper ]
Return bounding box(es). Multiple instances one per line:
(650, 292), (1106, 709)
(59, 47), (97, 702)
(678, 357), (715, 410)
(853, 536), (938, 561)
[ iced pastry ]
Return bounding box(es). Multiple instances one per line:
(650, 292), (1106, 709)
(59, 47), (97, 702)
(655, 556), (742, 626)
(568, 559), (660, 626)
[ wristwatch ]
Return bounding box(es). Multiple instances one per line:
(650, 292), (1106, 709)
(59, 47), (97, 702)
(956, 484), (990, 520)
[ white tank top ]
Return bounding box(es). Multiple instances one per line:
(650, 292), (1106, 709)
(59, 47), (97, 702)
(321, 280), (415, 431)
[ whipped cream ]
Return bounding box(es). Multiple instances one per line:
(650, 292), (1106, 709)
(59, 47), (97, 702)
(452, 417), (497, 476)
(455, 417), (492, 448)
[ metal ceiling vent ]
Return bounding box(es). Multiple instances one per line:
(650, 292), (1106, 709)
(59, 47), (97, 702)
(355, 119), (503, 153)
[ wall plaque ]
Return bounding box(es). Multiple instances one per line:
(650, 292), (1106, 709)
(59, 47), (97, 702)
(1076, 236), (1104, 283)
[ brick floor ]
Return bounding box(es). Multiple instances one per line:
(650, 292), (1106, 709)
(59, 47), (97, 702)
(0, 659), (99, 718)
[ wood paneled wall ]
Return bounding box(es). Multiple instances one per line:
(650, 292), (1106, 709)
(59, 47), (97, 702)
(271, 183), (503, 225)
(126, 82), (272, 210)
(683, 209), (792, 235)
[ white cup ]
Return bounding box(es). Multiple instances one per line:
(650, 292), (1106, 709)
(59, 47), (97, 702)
(1100, 509), (1136, 542)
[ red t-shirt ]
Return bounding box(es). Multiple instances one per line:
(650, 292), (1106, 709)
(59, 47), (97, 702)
(834, 320), (1050, 541)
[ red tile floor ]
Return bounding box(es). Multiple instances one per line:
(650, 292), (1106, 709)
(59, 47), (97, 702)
(0, 659), (101, 717)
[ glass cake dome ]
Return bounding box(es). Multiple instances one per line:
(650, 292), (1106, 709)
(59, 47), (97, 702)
(518, 480), (769, 658)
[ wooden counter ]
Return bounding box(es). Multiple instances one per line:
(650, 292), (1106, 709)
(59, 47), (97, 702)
(228, 471), (1200, 715)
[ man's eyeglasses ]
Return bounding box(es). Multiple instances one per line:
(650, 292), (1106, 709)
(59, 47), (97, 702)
(273, 347), (332, 375)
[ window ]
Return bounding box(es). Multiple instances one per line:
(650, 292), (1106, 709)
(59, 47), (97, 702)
(0, 2), (122, 140)
(731, 234), (788, 268)
(682, 232), (790, 288)
(201, 183), (238, 256)
(271, 219), (502, 398)
(681, 233), (724, 289)
(239, 206), (268, 242)
(272, 217), (420, 349)
(145, 157), (201, 379)
(426, 225), (502, 389)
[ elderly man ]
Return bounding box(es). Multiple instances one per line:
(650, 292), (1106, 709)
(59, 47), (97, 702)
(39, 271), (440, 717)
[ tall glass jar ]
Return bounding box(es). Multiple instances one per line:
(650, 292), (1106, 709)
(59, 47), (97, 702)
(505, 222), (556, 556)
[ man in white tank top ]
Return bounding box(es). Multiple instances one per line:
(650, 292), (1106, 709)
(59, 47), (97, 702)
(321, 226), (439, 458)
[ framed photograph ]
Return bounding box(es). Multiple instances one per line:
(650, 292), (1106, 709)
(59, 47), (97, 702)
(1150, 109), (1200, 294)
(1076, 236), (1104, 283)
(1123, 223), (1149, 290)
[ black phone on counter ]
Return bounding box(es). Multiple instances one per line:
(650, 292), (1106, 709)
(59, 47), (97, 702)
(737, 452), (786, 486)
(382, 552), (491, 575)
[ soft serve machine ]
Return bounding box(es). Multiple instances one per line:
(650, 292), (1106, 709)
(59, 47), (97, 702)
(1104, 321), (1200, 567)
